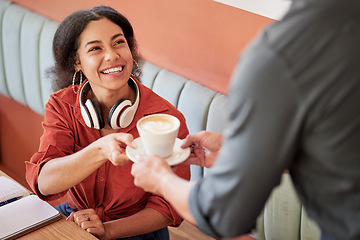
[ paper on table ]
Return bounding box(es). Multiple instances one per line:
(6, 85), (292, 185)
(0, 195), (61, 240)
(0, 176), (30, 202)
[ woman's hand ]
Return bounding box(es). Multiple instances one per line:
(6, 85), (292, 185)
(95, 132), (135, 166)
(181, 131), (223, 168)
(67, 209), (107, 239)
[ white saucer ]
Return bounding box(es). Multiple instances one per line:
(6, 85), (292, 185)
(126, 138), (190, 166)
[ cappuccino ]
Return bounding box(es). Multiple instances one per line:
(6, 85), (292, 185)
(138, 115), (178, 134)
(137, 114), (180, 158)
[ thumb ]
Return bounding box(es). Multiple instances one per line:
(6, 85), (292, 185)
(66, 212), (75, 221)
(111, 150), (130, 166)
(115, 133), (134, 148)
(112, 149), (120, 161)
(181, 134), (198, 148)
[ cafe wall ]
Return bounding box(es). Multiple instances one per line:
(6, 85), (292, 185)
(12, 0), (277, 94)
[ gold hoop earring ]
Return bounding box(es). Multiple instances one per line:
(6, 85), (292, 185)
(131, 59), (141, 78)
(72, 70), (83, 94)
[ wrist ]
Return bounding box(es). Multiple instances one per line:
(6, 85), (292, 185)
(160, 169), (181, 198)
(159, 170), (174, 196)
(102, 222), (114, 240)
(88, 141), (108, 164)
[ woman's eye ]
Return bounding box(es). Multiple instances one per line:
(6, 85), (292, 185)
(88, 46), (100, 52)
(115, 40), (125, 45)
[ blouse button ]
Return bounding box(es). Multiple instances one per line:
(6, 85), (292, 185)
(99, 177), (104, 181)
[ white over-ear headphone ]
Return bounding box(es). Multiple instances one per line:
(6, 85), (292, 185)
(79, 77), (140, 129)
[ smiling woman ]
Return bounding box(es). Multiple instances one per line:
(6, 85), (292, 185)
(25, 5), (191, 240)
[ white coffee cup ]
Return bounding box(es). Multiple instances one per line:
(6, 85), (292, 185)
(137, 114), (180, 158)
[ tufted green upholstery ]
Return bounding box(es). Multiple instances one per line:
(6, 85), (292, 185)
(0, 0), (321, 239)
(0, 1), (56, 114)
(140, 62), (225, 181)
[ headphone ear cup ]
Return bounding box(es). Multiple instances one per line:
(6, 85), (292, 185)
(85, 99), (105, 129)
(80, 100), (93, 128)
(119, 106), (137, 128)
(108, 99), (132, 129)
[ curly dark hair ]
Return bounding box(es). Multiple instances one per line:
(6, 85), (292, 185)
(48, 6), (141, 92)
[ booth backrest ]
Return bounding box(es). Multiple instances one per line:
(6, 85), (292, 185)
(0, 0), (56, 114)
(0, 0), (321, 239)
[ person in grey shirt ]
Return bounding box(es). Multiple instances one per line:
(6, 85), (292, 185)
(131, 0), (360, 239)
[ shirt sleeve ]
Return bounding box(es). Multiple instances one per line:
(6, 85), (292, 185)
(25, 96), (76, 201)
(189, 40), (302, 238)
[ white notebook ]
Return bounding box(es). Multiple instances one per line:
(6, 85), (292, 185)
(0, 176), (61, 240)
(0, 176), (30, 202)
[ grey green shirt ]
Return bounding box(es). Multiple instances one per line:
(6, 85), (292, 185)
(189, 0), (360, 239)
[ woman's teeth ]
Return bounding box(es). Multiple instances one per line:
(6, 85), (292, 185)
(102, 66), (123, 74)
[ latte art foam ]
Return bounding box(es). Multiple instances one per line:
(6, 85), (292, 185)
(140, 119), (175, 133)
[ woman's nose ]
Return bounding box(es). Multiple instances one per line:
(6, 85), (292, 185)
(104, 49), (120, 62)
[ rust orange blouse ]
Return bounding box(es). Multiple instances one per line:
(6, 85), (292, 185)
(26, 78), (190, 226)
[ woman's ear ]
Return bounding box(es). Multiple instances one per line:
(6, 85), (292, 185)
(74, 55), (81, 71)
(74, 63), (81, 72)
